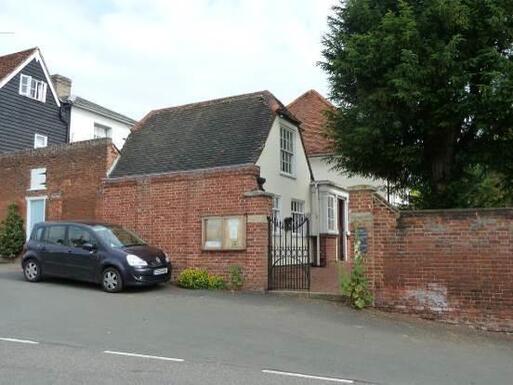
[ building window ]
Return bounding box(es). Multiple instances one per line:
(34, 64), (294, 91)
(19, 74), (47, 102)
(29, 168), (47, 191)
(272, 196), (281, 219)
(202, 216), (246, 250)
(94, 123), (112, 139)
(327, 195), (336, 231)
(280, 126), (294, 176)
(271, 195), (281, 233)
(34, 134), (48, 149)
(291, 199), (305, 233)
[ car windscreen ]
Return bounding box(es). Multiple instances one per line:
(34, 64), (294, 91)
(92, 225), (147, 248)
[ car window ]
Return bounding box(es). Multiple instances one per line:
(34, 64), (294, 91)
(45, 225), (66, 245)
(31, 226), (44, 241)
(92, 225), (146, 248)
(68, 226), (95, 248)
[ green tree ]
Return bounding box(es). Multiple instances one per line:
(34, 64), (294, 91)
(321, 0), (513, 208)
(0, 204), (25, 259)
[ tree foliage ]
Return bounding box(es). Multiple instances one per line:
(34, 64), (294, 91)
(0, 204), (25, 259)
(321, 0), (513, 208)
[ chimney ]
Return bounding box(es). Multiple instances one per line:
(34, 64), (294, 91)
(51, 74), (72, 99)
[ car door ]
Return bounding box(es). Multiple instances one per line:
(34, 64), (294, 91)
(66, 225), (99, 282)
(40, 225), (69, 277)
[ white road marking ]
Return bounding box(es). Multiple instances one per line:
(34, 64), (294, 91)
(0, 337), (39, 345)
(103, 350), (184, 362)
(262, 369), (354, 383)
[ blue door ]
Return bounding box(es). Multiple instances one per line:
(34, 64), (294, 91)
(27, 198), (46, 238)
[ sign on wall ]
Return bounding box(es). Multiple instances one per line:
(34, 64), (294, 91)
(356, 227), (368, 254)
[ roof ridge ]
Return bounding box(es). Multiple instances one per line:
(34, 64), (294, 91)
(67, 95), (137, 125)
(0, 47), (38, 60)
(0, 47), (39, 84)
(287, 89), (334, 109)
(151, 90), (273, 116)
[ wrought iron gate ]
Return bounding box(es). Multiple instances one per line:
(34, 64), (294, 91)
(268, 216), (310, 290)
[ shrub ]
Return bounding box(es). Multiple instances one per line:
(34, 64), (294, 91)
(177, 268), (209, 289)
(340, 235), (373, 309)
(228, 264), (244, 290)
(177, 268), (226, 290)
(208, 274), (226, 290)
(0, 204), (25, 259)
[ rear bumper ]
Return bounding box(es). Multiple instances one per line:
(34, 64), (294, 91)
(124, 263), (172, 286)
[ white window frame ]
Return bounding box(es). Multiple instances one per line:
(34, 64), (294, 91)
(34, 133), (48, 149)
(271, 195), (281, 233)
(291, 199), (305, 234)
(280, 125), (295, 176)
(29, 168), (47, 191)
(272, 195), (281, 220)
(94, 123), (112, 139)
(19, 74), (30, 96)
(327, 194), (336, 232)
(19, 74), (47, 102)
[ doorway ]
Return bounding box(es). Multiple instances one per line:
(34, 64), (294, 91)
(26, 197), (46, 238)
(338, 198), (346, 260)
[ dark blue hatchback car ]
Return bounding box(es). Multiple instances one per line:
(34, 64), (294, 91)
(21, 221), (171, 292)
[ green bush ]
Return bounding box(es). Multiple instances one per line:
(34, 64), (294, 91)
(177, 268), (209, 289)
(177, 268), (226, 290)
(208, 275), (226, 290)
(228, 264), (244, 290)
(0, 204), (25, 259)
(340, 235), (373, 309)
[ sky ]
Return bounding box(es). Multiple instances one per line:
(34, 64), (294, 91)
(0, 0), (338, 120)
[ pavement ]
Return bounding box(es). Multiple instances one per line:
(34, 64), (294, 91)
(0, 262), (512, 385)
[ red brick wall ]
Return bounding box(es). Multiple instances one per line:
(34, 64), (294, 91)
(384, 209), (513, 331)
(348, 188), (513, 331)
(101, 165), (272, 291)
(0, 139), (118, 225)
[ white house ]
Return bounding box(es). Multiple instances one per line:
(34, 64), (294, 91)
(51, 74), (136, 149)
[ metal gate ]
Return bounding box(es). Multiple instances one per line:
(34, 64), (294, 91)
(268, 216), (310, 290)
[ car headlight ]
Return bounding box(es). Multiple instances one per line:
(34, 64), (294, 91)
(164, 252), (170, 263)
(126, 254), (148, 267)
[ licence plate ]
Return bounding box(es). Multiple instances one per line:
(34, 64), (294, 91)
(153, 268), (168, 275)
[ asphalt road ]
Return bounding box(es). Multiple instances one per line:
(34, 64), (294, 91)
(0, 263), (512, 385)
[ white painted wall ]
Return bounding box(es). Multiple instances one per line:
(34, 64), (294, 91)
(256, 117), (311, 218)
(309, 155), (388, 197)
(69, 106), (132, 150)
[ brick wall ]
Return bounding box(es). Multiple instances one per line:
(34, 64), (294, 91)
(0, 139), (118, 224)
(348, 188), (513, 332)
(101, 165), (272, 291)
(384, 209), (513, 331)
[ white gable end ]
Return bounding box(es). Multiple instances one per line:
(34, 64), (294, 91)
(256, 117), (312, 218)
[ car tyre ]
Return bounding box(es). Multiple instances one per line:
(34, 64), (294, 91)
(102, 267), (123, 293)
(23, 259), (42, 282)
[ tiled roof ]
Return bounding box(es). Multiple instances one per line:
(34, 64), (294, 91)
(287, 89), (336, 157)
(110, 90), (295, 178)
(0, 47), (37, 83)
(65, 95), (137, 126)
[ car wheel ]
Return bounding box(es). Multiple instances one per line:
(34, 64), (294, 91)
(102, 267), (123, 293)
(23, 259), (41, 282)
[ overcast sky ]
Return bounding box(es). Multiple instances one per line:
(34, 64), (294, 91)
(0, 0), (337, 120)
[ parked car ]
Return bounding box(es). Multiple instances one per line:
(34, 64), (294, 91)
(21, 221), (171, 292)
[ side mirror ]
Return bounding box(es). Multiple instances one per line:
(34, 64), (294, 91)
(82, 243), (96, 252)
